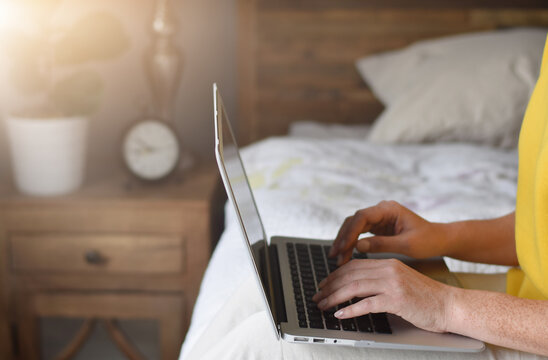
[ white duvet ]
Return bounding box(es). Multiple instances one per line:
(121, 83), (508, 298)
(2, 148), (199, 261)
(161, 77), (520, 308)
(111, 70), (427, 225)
(180, 135), (525, 360)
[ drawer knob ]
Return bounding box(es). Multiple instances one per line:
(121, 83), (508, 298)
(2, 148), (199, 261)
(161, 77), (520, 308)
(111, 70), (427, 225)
(84, 250), (107, 265)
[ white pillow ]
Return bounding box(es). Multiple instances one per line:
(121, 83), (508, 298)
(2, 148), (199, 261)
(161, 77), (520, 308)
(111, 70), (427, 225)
(356, 28), (547, 148)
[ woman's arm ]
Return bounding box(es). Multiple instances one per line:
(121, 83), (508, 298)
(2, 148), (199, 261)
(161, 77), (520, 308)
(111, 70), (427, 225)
(444, 213), (518, 266)
(329, 201), (518, 266)
(448, 287), (548, 356)
(314, 258), (548, 356)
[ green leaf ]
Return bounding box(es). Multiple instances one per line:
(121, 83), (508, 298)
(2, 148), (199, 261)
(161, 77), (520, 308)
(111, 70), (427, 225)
(50, 70), (103, 116)
(54, 12), (130, 66)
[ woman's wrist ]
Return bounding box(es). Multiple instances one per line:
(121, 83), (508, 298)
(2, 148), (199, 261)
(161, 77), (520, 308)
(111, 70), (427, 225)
(441, 285), (466, 334)
(432, 221), (460, 258)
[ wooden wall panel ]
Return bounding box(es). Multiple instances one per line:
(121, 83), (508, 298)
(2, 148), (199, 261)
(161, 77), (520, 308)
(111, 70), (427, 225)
(258, 0), (548, 11)
(238, 0), (548, 144)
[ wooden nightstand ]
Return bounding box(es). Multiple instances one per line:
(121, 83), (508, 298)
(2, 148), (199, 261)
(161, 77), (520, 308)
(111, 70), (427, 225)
(0, 166), (225, 360)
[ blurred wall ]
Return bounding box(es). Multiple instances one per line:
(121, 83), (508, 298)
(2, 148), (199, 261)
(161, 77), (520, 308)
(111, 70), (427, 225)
(0, 0), (237, 185)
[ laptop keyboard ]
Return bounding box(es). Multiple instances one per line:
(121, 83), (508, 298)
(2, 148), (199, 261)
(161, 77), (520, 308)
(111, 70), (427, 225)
(287, 243), (392, 334)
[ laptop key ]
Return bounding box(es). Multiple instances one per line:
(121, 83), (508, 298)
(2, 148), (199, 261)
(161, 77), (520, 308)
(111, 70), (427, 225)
(306, 301), (319, 309)
(327, 261), (337, 273)
(316, 269), (327, 278)
(356, 315), (374, 333)
(323, 309), (336, 318)
(311, 249), (323, 255)
(325, 320), (341, 330)
(309, 320), (324, 329)
(341, 319), (357, 331)
(307, 306), (321, 314)
(299, 320), (308, 328)
(307, 309), (322, 319)
(308, 314), (322, 323)
(307, 306), (320, 314)
(371, 313), (392, 334)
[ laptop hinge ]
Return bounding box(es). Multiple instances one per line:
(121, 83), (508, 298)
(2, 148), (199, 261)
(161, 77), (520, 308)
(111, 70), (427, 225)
(268, 244), (287, 325)
(259, 246), (279, 328)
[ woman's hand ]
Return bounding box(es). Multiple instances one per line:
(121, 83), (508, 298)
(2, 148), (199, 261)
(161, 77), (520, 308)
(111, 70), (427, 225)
(313, 258), (456, 333)
(329, 200), (448, 265)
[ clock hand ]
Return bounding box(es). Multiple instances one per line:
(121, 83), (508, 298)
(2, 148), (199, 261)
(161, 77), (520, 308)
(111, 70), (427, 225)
(130, 148), (147, 156)
(136, 137), (155, 153)
(151, 144), (176, 150)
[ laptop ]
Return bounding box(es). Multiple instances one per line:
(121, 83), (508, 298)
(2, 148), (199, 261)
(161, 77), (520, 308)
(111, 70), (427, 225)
(213, 83), (484, 352)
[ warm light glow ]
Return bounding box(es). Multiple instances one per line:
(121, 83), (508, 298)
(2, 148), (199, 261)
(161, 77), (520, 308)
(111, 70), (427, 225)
(0, 1), (19, 29)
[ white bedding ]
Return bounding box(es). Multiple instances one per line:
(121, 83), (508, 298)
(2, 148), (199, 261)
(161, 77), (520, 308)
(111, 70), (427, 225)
(180, 134), (520, 359)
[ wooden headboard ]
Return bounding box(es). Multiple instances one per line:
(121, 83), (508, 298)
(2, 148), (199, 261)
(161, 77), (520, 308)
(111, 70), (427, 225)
(237, 0), (548, 144)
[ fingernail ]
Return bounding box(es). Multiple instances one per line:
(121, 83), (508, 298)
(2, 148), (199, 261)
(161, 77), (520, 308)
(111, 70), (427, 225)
(312, 292), (320, 302)
(318, 279), (326, 288)
(318, 299), (327, 309)
(334, 310), (344, 318)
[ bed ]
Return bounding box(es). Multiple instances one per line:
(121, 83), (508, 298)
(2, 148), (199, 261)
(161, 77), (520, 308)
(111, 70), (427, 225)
(181, 1), (548, 359)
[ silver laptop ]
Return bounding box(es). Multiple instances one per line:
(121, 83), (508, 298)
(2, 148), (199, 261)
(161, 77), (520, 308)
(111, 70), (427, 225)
(213, 83), (484, 352)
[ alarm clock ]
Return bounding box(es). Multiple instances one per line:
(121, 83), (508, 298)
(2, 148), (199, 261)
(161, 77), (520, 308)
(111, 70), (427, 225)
(122, 119), (180, 181)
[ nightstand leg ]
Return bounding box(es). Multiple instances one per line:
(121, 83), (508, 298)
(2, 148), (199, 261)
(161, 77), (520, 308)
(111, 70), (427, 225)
(55, 319), (96, 360)
(159, 313), (184, 360)
(0, 303), (13, 359)
(16, 293), (40, 360)
(104, 319), (146, 360)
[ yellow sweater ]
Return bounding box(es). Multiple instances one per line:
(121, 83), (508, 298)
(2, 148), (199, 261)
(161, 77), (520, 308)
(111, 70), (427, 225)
(507, 35), (548, 300)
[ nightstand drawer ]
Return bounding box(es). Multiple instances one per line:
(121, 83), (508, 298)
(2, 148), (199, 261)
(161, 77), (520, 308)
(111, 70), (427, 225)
(9, 234), (185, 274)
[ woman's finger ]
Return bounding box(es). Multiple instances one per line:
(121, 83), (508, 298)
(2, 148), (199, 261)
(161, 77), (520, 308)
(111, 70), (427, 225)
(335, 206), (392, 264)
(329, 216), (353, 257)
(318, 258), (385, 288)
(356, 234), (409, 254)
(313, 268), (380, 302)
(317, 278), (387, 311)
(339, 208), (378, 253)
(334, 294), (390, 319)
(332, 200), (415, 256)
(315, 260), (389, 303)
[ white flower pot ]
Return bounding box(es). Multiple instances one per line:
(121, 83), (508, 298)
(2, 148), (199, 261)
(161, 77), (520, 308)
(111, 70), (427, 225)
(5, 116), (88, 196)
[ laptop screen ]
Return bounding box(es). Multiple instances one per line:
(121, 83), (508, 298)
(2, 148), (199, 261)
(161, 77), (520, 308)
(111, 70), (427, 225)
(215, 90), (266, 249)
(213, 85), (278, 332)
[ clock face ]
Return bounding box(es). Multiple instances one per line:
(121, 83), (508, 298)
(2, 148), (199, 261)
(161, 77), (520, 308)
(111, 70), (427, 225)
(123, 120), (180, 180)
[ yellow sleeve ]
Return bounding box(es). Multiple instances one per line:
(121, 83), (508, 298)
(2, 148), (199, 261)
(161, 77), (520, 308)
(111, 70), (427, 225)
(510, 34), (548, 300)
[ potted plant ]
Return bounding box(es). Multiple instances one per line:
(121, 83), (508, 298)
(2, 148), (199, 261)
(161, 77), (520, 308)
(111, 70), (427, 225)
(1, 1), (129, 196)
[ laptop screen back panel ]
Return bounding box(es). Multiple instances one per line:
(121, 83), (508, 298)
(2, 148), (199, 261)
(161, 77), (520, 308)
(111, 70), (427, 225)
(214, 84), (280, 338)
